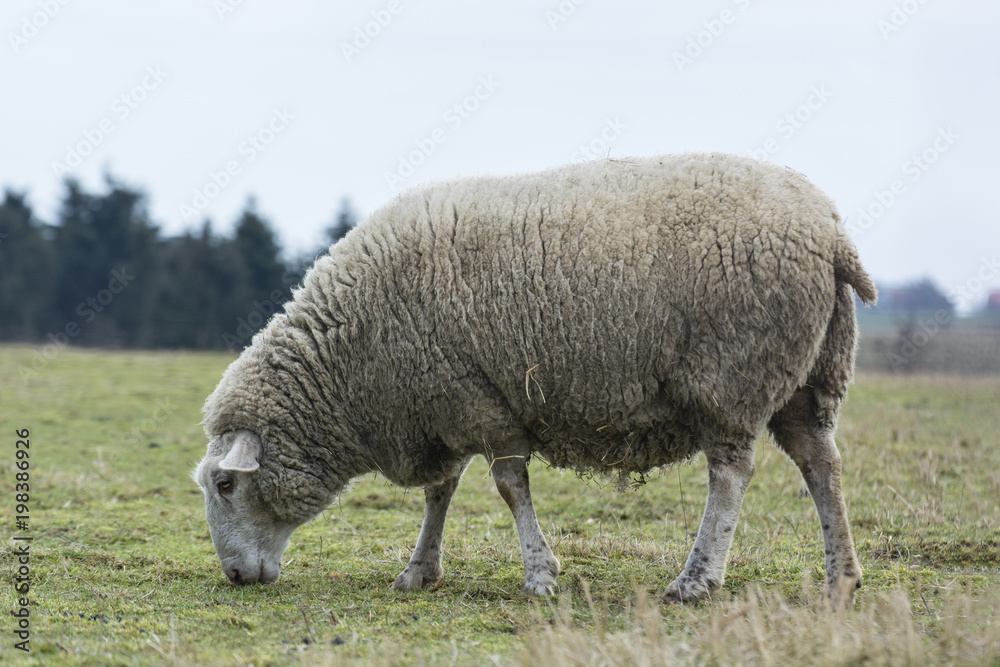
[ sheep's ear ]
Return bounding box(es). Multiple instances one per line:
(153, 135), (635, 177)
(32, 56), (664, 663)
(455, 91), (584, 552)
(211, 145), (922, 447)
(219, 431), (261, 472)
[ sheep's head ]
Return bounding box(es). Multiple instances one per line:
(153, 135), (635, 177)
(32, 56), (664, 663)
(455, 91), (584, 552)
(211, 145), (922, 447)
(194, 430), (301, 585)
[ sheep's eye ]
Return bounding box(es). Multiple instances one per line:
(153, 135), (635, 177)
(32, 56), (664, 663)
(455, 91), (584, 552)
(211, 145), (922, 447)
(217, 479), (233, 494)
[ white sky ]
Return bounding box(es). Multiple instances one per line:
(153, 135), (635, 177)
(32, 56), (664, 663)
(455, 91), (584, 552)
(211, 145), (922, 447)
(3, 0), (999, 309)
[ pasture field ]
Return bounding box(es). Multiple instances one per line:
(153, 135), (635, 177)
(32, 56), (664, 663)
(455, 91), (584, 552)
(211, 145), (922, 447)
(0, 345), (998, 665)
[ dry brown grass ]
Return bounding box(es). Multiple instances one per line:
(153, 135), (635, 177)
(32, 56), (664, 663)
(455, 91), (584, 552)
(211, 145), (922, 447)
(518, 584), (1000, 667)
(291, 584), (1000, 666)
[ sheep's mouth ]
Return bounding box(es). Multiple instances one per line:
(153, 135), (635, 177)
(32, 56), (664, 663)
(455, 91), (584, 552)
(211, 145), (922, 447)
(223, 557), (280, 585)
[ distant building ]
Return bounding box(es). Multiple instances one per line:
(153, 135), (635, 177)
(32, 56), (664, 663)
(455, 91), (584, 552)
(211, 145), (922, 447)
(876, 279), (953, 313)
(985, 291), (1000, 314)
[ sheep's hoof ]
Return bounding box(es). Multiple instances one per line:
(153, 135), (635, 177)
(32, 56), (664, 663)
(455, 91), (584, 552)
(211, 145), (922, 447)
(521, 572), (558, 596)
(823, 573), (862, 610)
(391, 565), (441, 591)
(520, 555), (560, 596)
(521, 564), (559, 596)
(663, 574), (720, 604)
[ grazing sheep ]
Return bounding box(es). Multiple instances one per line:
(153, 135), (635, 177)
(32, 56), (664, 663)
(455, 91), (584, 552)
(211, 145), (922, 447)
(195, 152), (876, 604)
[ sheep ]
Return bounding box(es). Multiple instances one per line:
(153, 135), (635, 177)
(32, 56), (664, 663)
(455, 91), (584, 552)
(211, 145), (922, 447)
(194, 152), (876, 604)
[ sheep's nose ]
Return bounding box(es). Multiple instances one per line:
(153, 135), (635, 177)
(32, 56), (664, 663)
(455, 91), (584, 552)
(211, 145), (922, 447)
(227, 566), (252, 585)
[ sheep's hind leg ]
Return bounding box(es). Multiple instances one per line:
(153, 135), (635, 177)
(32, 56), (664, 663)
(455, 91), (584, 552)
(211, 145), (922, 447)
(664, 441), (755, 603)
(769, 387), (862, 607)
(490, 456), (560, 595)
(392, 462), (469, 591)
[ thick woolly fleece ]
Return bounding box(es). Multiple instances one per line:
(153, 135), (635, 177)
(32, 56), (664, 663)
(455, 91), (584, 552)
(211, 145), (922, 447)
(202, 152), (876, 523)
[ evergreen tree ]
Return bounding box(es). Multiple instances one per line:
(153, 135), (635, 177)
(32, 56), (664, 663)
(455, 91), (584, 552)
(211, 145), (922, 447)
(0, 191), (56, 340)
(324, 197), (357, 247)
(232, 198), (286, 298)
(149, 221), (245, 349)
(0, 174), (355, 351)
(50, 177), (158, 346)
(285, 197), (360, 290)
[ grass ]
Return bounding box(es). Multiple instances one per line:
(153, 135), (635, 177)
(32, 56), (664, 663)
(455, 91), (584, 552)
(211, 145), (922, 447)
(0, 344), (998, 665)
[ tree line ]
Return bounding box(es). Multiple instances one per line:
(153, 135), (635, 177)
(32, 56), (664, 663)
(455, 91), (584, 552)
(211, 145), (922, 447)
(0, 177), (356, 352)
(3, 176), (995, 361)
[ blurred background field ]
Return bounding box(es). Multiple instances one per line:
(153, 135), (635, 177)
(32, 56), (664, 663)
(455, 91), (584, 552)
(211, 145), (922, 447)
(0, 346), (997, 664)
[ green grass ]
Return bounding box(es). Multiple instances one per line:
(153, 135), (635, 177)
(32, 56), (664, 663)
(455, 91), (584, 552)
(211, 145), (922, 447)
(1, 345), (998, 665)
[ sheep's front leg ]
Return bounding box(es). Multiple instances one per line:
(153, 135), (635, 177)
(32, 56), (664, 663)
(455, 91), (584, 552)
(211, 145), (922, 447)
(392, 470), (465, 591)
(490, 456), (560, 595)
(664, 443), (755, 603)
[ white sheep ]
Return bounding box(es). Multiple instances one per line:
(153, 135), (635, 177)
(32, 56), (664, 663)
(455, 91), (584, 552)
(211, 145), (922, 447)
(195, 152), (876, 603)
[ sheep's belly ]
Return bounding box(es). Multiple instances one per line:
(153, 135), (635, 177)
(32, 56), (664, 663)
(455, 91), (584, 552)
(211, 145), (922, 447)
(533, 423), (702, 477)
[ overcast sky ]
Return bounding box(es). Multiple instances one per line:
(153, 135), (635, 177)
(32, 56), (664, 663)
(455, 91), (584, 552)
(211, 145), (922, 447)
(3, 0), (998, 310)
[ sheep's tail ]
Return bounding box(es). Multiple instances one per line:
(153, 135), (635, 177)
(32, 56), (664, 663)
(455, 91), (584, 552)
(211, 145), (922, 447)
(832, 226), (878, 305)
